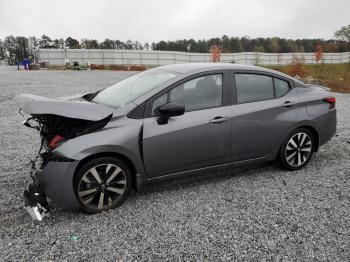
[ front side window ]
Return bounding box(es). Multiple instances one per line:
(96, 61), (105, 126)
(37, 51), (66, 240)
(235, 74), (274, 103)
(152, 74), (223, 114)
(93, 69), (177, 107)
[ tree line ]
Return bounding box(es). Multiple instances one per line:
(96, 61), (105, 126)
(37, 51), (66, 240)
(1, 25), (349, 64)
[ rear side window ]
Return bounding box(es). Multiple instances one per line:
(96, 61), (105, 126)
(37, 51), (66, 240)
(274, 78), (290, 97)
(235, 74), (274, 103)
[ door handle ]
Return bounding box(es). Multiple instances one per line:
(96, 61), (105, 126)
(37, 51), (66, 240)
(282, 101), (296, 108)
(209, 116), (229, 124)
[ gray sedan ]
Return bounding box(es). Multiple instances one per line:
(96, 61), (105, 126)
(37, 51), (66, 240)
(16, 63), (336, 219)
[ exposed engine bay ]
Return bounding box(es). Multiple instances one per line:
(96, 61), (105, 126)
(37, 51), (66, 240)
(24, 114), (112, 150)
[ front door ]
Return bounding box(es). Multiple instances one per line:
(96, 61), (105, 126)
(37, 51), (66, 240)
(142, 73), (232, 178)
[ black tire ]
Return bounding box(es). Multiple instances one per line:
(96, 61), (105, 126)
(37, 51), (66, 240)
(278, 128), (315, 171)
(74, 157), (132, 214)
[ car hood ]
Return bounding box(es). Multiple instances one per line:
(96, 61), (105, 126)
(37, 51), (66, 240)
(15, 93), (113, 121)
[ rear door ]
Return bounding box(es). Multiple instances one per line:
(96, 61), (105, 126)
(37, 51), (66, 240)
(142, 72), (232, 178)
(230, 72), (300, 162)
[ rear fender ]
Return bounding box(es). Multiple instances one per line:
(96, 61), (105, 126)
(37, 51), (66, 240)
(268, 120), (321, 160)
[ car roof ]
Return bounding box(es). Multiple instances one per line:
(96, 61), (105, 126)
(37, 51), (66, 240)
(159, 63), (269, 73)
(158, 63), (300, 83)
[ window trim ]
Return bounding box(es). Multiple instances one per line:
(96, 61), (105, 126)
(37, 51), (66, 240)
(144, 70), (230, 118)
(232, 70), (293, 105)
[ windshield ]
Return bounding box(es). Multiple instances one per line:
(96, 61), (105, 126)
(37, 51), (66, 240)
(93, 69), (178, 107)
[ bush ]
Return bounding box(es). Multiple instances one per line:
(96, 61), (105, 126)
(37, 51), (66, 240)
(286, 55), (307, 77)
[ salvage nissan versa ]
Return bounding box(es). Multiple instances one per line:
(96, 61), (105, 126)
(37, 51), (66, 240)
(15, 63), (336, 220)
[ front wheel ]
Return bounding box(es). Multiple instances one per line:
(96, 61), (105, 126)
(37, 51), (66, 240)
(74, 157), (132, 214)
(278, 128), (315, 170)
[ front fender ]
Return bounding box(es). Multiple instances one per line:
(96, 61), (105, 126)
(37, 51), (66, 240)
(74, 144), (146, 180)
(53, 118), (147, 180)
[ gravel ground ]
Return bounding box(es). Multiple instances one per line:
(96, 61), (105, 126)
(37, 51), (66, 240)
(0, 66), (349, 261)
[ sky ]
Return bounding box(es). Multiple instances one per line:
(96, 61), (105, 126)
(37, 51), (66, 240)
(0, 0), (349, 42)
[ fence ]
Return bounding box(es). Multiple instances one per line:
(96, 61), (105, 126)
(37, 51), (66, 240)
(38, 49), (350, 66)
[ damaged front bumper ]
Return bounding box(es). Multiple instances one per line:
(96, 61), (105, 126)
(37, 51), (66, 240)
(24, 172), (50, 221)
(24, 153), (52, 221)
(24, 152), (81, 221)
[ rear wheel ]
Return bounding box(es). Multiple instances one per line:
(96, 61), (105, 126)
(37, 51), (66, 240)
(74, 157), (132, 214)
(279, 128), (315, 170)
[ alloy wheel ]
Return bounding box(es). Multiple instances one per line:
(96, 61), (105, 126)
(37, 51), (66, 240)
(77, 163), (127, 210)
(285, 132), (313, 167)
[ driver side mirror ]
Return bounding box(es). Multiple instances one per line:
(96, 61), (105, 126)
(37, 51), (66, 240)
(157, 102), (185, 125)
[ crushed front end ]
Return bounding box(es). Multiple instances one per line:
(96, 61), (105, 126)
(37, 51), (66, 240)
(20, 114), (111, 221)
(15, 93), (113, 220)
(22, 116), (65, 221)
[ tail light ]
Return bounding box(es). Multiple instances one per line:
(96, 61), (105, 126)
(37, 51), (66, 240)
(48, 135), (64, 149)
(324, 97), (336, 110)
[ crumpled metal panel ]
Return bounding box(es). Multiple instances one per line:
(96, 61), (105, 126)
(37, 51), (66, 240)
(15, 93), (113, 121)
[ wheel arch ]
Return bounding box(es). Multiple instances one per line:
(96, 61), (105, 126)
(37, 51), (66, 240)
(296, 125), (320, 152)
(274, 123), (321, 160)
(74, 151), (143, 191)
